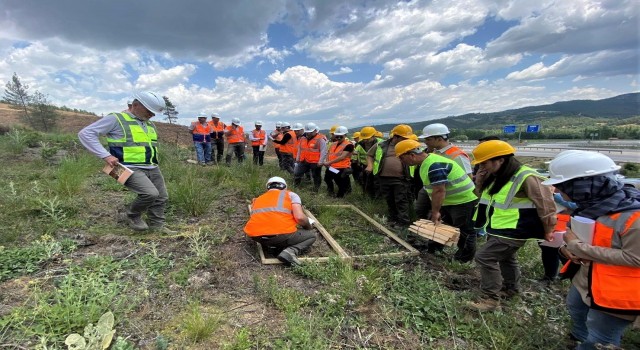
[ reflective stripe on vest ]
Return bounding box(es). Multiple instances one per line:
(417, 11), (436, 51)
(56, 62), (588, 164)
(243, 190), (298, 237)
(300, 135), (321, 163)
(588, 211), (640, 314)
(226, 125), (245, 143)
(251, 129), (266, 147)
(280, 130), (297, 154)
(106, 113), (158, 166)
(328, 140), (351, 169)
(419, 153), (477, 206)
(473, 166), (546, 240)
(354, 144), (367, 165)
(192, 123), (212, 143)
(372, 139), (386, 175)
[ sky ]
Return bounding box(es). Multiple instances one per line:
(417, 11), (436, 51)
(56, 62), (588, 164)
(0, 0), (638, 130)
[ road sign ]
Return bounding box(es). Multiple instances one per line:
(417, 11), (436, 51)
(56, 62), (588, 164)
(526, 124), (540, 133)
(503, 125), (517, 133)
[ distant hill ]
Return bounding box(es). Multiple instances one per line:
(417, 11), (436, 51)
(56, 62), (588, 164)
(368, 92), (640, 132)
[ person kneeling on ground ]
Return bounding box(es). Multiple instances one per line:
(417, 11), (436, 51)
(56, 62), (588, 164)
(244, 177), (317, 266)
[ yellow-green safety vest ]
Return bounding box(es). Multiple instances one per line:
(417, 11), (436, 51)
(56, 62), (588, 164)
(419, 154), (477, 206)
(106, 113), (159, 166)
(473, 166), (547, 240)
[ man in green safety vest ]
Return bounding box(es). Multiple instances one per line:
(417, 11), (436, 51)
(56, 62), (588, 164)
(395, 139), (478, 262)
(78, 91), (176, 234)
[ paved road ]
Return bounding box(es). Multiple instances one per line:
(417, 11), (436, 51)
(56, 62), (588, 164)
(456, 144), (639, 162)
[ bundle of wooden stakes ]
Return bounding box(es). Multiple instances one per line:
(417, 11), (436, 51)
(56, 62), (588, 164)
(408, 219), (460, 247)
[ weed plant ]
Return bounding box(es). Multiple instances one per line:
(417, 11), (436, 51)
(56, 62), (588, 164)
(0, 236), (76, 282)
(180, 303), (223, 343)
(53, 153), (98, 197)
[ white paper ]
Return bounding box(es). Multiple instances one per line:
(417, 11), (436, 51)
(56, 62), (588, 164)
(555, 202), (568, 213)
(259, 145), (267, 151)
(540, 231), (565, 248)
(328, 166), (339, 174)
(570, 216), (596, 244)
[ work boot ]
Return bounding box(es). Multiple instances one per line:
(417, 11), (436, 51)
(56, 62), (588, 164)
(149, 225), (178, 235)
(127, 216), (148, 231)
(277, 248), (301, 267)
(466, 298), (501, 312)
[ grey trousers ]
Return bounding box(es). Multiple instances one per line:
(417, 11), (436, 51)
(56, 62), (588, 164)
(475, 235), (526, 299)
(252, 229), (317, 255)
(124, 167), (168, 227)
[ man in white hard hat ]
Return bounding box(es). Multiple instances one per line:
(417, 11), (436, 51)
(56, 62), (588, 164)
(272, 122), (297, 174)
(324, 126), (353, 198)
(208, 113), (226, 164)
(270, 121), (284, 170)
(225, 117), (246, 165)
(249, 121), (267, 166)
(122, 100), (132, 113)
(189, 115), (213, 165)
(244, 177), (317, 266)
(294, 122), (327, 191)
(78, 91), (176, 234)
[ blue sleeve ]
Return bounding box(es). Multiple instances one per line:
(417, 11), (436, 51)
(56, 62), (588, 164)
(428, 162), (453, 185)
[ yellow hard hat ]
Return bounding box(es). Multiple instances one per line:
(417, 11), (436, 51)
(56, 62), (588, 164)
(409, 134), (418, 141)
(359, 126), (377, 140)
(375, 131), (383, 138)
(330, 125), (339, 134)
(471, 140), (516, 165)
(353, 132), (361, 139)
(391, 124), (413, 138)
(394, 139), (422, 157)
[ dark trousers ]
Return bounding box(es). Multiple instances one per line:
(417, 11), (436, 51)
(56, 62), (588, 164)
(225, 142), (245, 164)
(475, 235), (526, 299)
(275, 148), (283, 169)
(415, 188), (432, 219)
(281, 153), (295, 174)
(294, 162), (322, 191)
(252, 146), (265, 166)
(211, 138), (224, 163)
(362, 171), (378, 198)
(538, 244), (567, 280)
(378, 176), (412, 226)
(324, 168), (351, 197)
(351, 162), (363, 186)
(423, 200), (477, 262)
(252, 229), (317, 255)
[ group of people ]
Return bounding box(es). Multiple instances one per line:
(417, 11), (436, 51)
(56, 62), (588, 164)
(80, 91), (639, 350)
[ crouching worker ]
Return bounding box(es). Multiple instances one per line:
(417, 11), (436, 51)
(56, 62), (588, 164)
(244, 177), (317, 266)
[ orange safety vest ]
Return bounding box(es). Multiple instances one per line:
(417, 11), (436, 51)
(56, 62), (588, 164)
(272, 132), (282, 150)
(192, 122), (212, 142)
(327, 140), (351, 169)
(443, 145), (470, 160)
(280, 130), (297, 155)
(243, 190), (298, 237)
(299, 134), (322, 164)
(226, 125), (245, 143)
(251, 129), (266, 147)
(293, 136), (300, 159)
(208, 121), (226, 139)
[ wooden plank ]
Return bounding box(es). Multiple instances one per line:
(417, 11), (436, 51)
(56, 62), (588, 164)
(304, 208), (350, 259)
(414, 220), (459, 234)
(351, 251), (419, 259)
(408, 226), (456, 241)
(345, 204), (419, 255)
(259, 256), (337, 265)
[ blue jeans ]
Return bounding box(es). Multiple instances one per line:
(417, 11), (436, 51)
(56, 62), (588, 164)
(566, 285), (632, 349)
(194, 142), (212, 163)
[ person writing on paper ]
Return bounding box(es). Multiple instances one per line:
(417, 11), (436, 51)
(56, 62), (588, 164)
(467, 140), (556, 312)
(249, 121), (267, 166)
(78, 91), (176, 234)
(543, 150), (640, 349)
(323, 126), (353, 198)
(244, 177), (317, 266)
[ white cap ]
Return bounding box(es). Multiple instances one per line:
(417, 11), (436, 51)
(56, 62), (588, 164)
(419, 123), (450, 138)
(292, 123), (304, 131)
(281, 121), (291, 128)
(334, 126), (348, 136)
(304, 122), (318, 133)
(132, 91), (165, 114)
(275, 121), (283, 127)
(232, 117), (241, 125)
(255, 121), (263, 126)
(211, 113), (220, 119)
(266, 176), (287, 189)
(542, 150), (621, 185)
(127, 100), (132, 105)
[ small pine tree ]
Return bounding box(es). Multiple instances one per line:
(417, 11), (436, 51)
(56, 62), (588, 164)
(4, 72), (31, 119)
(162, 96), (179, 124)
(28, 91), (59, 132)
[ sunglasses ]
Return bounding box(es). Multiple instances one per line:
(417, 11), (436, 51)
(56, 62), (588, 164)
(335, 135), (345, 139)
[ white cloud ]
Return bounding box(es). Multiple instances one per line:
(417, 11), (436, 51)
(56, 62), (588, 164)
(136, 65), (197, 90)
(327, 67), (353, 76)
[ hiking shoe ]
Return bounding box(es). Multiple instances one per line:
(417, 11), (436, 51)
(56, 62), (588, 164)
(466, 298), (501, 312)
(127, 216), (148, 231)
(277, 248), (301, 267)
(149, 226), (178, 235)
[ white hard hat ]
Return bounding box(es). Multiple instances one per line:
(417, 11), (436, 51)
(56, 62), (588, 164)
(255, 121), (263, 126)
(419, 123), (450, 138)
(292, 123), (304, 131)
(266, 176), (287, 189)
(275, 121), (283, 127)
(334, 126), (348, 136)
(304, 122), (318, 133)
(127, 100), (132, 105)
(132, 91), (165, 114)
(232, 117), (241, 125)
(542, 150), (621, 185)
(211, 113), (220, 119)
(281, 121), (291, 128)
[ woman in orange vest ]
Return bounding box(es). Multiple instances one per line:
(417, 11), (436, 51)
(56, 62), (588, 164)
(224, 118), (245, 165)
(272, 122), (297, 174)
(244, 177), (317, 266)
(544, 150), (640, 349)
(323, 126), (353, 198)
(250, 121), (267, 166)
(189, 116), (213, 165)
(294, 122), (327, 192)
